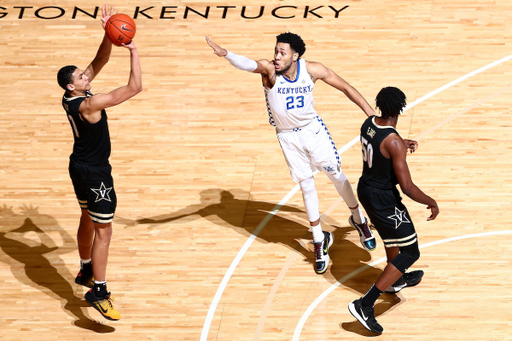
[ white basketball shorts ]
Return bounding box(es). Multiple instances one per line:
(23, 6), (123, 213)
(276, 116), (341, 183)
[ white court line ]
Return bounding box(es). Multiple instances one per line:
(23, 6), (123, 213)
(199, 184), (301, 340)
(200, 53), (512, 341)
(292, 230), (512, 340)
(292, 53), (512, 340)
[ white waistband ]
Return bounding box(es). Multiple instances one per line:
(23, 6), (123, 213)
(276, 118), (317, 133)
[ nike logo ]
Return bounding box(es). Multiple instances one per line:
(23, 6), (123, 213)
(323, 237), (329, 254)
(315, 129), (320, 134)
(121, 24), (134, 32)
(97, 302), (109, 314)
(361, 310), (369, 321)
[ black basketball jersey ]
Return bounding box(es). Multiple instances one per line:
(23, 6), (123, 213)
(62, 91), (111, 166)
(359, 116), (400, 190)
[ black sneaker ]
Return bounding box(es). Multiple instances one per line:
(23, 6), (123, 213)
(385, 270), (424, 293)
(311, 231), (333, 274)
(75, 264), (94, 288)
(348, 298), (383, 334)
(349, 216), (377, 251)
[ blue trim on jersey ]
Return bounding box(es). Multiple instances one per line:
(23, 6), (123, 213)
(316, 116), (340, 166)
(264, 91), (277, 127)
(282, 59), (301, 84)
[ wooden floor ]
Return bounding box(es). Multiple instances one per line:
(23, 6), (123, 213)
(1, 0), (512, 340)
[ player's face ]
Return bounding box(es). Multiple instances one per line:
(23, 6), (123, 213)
(274, 43), (298, 73)
(69, 68), (90, 93)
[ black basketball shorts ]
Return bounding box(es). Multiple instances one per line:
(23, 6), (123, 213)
(357, 181), (417, 249)
(69, 159), (117, 224)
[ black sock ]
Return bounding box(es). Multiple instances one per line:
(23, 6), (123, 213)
(361, 284), (383, 307)
(81, 261), (92, 274)
(93, 281), (108, 298)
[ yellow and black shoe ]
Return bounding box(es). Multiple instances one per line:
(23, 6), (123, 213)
(85, 289), (121, 321)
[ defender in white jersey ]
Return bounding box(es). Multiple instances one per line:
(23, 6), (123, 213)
(206, 33), (377, 275)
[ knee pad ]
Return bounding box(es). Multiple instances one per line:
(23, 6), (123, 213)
(299, 177), (320, 222)
(299, 177), (316, 198)
(390, 242), (420, 273)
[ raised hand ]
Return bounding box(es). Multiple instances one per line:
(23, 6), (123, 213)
(101, 4), (116, 29)
(205, 36), (228, 57)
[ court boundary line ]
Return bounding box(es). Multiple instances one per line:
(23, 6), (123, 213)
(292, 230), (512, 340)
(200, 53), (512, 341)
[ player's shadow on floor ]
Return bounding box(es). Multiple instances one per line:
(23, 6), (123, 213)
(0, 205), (114, 333)
(119, 188), (402, 322)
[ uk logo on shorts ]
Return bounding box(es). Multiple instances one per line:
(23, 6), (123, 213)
(323, 165), (335, 173)
(91, 182), (113, 202)
(387, 207), (411, 229)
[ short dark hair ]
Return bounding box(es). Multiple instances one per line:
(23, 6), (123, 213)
(375, 87), (407, 119)
(276, 32), (306, 57)
(57, 65), (77, 91)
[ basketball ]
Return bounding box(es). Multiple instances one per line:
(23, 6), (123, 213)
(105, 13), (136, 46)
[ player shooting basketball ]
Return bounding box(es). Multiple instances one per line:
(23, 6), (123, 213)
(206, 33), (377, 275)
(56, 4), (142, 321)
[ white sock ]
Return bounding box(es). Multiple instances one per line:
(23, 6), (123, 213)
(311, 222), (324, 243)
(350, 206), (365, 225)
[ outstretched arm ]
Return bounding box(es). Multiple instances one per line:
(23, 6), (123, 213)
(205, 35), (274, 75)
(385, 135), (439, 220)
(84, 4), (115, 82)
(306, 61), (376, 117)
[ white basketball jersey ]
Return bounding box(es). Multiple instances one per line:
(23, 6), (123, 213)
(264, 58), (317, 130)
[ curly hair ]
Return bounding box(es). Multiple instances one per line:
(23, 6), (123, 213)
(276, 32), (306, 57)
(57, 65), (77, 91)
(375, 87), (407, 119)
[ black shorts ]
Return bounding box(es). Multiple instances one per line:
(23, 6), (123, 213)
(69, 159), (117, 224)
(357, 181), (417, 249)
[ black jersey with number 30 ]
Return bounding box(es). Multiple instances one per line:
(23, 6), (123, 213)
(62, 91), (111, 166)
(359, 116), (400, 190)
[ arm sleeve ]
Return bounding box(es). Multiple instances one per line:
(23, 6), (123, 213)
(224, 50), (258, 72)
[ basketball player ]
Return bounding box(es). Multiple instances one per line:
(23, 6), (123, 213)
(348, 87), (439, 333)
(206, 33), (377, 275)
(56, 4), (142, 321)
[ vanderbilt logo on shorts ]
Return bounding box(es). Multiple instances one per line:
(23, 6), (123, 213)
(91, 182), (113, 202)
(387, 207), (411, 229)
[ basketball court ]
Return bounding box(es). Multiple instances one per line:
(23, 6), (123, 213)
(1, 1), (511, 340)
